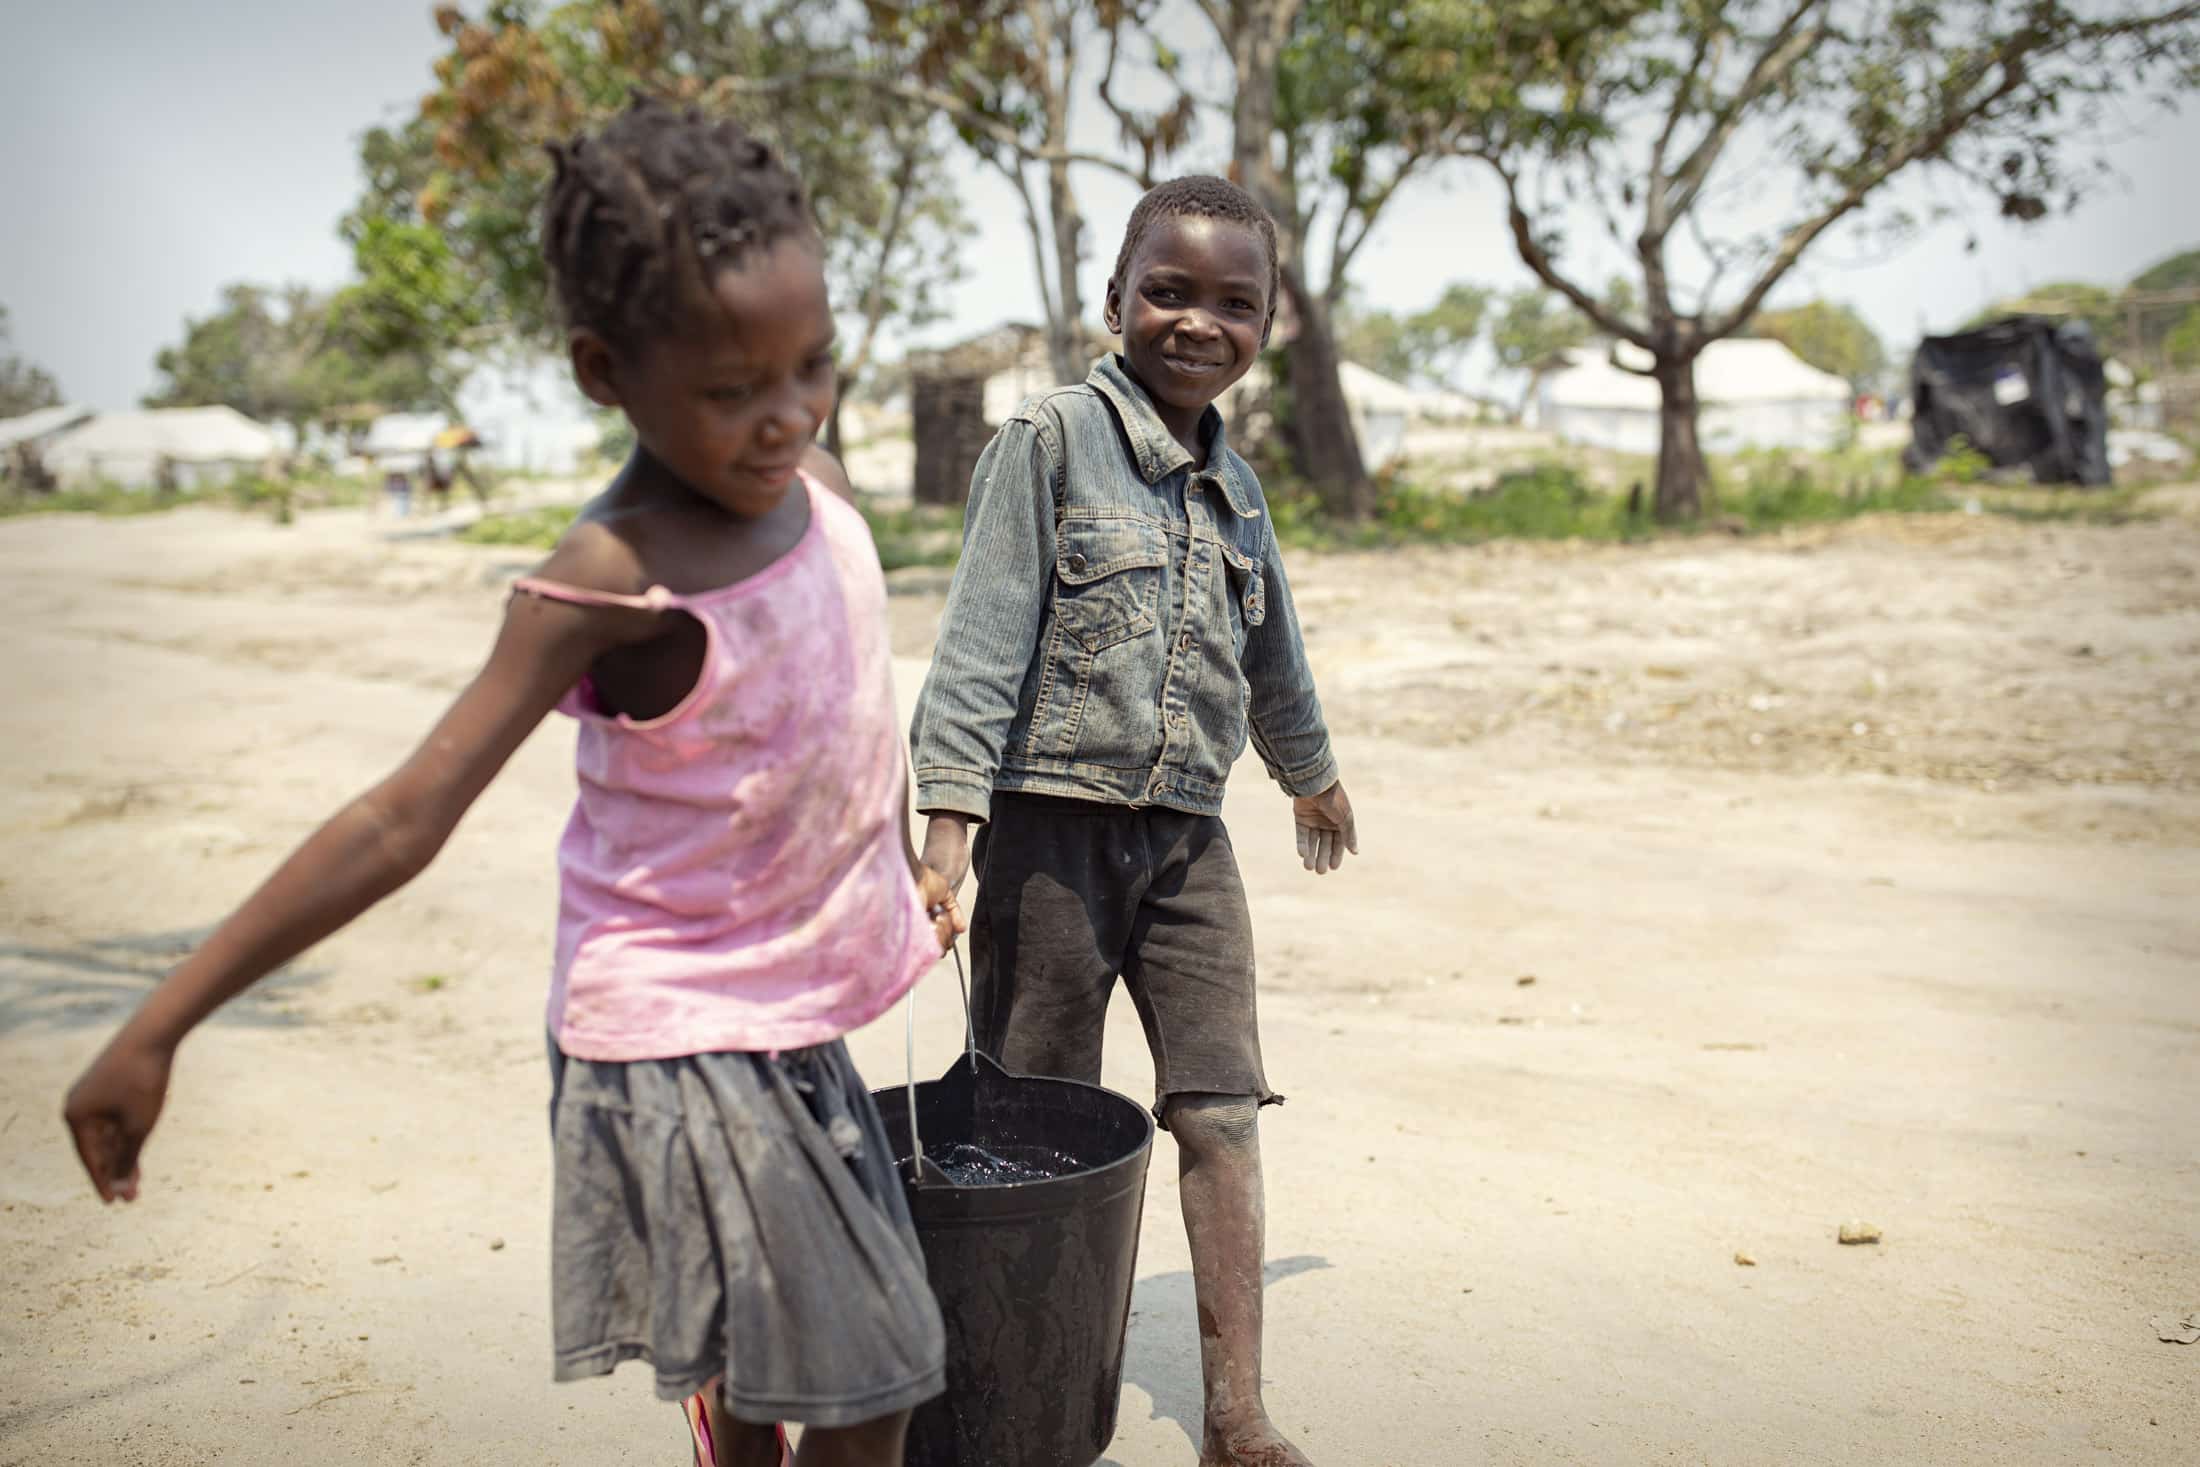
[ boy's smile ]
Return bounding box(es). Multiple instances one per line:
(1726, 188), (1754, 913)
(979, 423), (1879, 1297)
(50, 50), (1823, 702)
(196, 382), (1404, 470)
(1106, 214), (1272, 457)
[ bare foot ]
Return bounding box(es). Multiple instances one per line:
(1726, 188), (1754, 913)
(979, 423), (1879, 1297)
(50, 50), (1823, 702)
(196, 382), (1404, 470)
(1200, 1416), (1315, 1467)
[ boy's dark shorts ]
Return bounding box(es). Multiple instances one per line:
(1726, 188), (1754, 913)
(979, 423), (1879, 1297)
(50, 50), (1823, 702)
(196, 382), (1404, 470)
(969, 792), (1280, 1126)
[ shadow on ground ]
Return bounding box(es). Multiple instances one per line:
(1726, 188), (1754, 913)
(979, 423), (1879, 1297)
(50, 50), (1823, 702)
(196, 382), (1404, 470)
(1099, 1253), (1332, 1464)
(0, 927), (327, 1034)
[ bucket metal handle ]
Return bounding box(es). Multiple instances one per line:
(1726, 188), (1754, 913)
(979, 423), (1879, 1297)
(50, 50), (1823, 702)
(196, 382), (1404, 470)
(903, 939), (978, 1186)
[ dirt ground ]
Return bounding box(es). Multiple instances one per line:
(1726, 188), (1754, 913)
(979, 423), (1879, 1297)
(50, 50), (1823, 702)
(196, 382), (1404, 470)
(2, 491), (2196, 1466)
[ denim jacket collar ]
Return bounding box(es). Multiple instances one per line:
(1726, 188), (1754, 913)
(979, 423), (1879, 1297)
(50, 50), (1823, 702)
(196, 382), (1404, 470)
(1087, 355), (1263, 521)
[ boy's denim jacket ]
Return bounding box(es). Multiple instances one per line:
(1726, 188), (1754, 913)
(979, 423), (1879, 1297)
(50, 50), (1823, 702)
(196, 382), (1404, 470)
(910, 355), (1337, 822)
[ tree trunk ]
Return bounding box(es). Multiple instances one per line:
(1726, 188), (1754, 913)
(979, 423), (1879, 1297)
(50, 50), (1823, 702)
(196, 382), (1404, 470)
(1044, 154), (1085, 384)
(1280, 266), (1373, 518)
(1651, 351), (1709, 522)
(1222, 0), (1371, 518)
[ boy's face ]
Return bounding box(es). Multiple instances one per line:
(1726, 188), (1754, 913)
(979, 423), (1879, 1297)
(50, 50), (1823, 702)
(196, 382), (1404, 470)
(1106, 214), (1271, 441)
(571, 234), (837, 518)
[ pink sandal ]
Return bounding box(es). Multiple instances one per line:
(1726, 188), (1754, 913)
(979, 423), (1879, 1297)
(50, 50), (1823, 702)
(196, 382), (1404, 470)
(685, 1386), (792, 1466)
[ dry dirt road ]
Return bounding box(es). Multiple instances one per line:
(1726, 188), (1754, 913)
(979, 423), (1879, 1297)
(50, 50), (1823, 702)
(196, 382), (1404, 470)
(2, 494), (2195, 1466)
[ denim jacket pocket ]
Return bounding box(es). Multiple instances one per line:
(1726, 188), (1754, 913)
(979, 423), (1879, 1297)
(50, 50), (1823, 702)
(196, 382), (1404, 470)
(1218, 538), (1268, 646)
(1054, 517), (1167, 651)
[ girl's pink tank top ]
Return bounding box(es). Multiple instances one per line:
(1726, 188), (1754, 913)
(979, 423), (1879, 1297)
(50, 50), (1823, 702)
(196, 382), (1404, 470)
(515, 473), (935, 1060)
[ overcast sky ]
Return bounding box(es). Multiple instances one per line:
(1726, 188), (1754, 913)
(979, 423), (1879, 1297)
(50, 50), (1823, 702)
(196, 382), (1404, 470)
(6, 0), (2197, 410)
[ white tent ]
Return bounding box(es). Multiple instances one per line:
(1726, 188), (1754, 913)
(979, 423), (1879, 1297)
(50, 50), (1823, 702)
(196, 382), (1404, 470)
(1537, 338), (1852, 454)
(0, 403), (94, 452)
(43, 406), (282, 489)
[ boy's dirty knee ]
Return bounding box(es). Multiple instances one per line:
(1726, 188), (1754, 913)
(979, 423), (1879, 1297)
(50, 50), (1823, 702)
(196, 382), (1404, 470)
(1166, 1094), (1261, 1150)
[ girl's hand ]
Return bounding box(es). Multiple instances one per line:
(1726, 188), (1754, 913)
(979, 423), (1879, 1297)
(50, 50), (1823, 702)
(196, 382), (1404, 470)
(916, 863), (967, 954)
(921, 814), (973, 898)
(63, 1035), (174, 1203)
(1292, 780), (1359, 876)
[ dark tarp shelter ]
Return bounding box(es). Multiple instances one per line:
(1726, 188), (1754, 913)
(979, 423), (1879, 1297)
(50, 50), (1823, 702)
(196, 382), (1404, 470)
(1903, 316), (2112, 486)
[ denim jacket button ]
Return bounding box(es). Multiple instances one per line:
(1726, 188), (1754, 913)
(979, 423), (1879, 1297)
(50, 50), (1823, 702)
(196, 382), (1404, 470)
(1066, 552), (1088, 573)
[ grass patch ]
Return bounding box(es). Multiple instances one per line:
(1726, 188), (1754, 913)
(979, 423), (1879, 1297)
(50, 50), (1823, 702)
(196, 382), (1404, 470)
(457, 504), (578, 548)
(0, 483), (220, 518)
(448, 448), (2162, 567)
(861, 501), (963, 571)
(1270, 465), (1647, 550)
(455, 497), (967, 571)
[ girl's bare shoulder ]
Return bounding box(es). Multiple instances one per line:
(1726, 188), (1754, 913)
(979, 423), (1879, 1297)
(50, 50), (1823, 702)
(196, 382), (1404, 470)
(801, 442), (856, 503)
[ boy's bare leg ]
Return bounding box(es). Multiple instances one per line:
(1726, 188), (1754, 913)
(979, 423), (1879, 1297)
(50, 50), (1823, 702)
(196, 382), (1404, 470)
(701, 1386), (787, 1467)
(794, 1409), (912, 1466)
(1168, 1094), (1312, 1467)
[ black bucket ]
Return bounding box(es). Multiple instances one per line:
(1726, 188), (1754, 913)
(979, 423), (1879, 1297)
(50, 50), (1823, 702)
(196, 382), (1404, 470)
(876, 1050), (1154, 1467)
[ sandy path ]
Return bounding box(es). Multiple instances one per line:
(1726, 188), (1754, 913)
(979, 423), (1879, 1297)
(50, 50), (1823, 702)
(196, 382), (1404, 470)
(2, 499), (2195, 1465)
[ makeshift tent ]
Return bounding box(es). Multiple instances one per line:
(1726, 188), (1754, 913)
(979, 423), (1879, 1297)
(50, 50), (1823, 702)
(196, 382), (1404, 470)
(1902, 317), (2111, 486)
(0, 403), (94, 452)
(42, 406), (281, 489)
(1537, 338), (1852, 454)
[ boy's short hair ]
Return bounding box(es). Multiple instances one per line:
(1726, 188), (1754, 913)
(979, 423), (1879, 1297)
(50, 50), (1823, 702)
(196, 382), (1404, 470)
(1109, 175), (1281, 310)
(542, 96), (813, 353)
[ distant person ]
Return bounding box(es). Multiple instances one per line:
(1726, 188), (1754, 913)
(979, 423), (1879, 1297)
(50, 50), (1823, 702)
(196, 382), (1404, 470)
(64, 98), (957, 1467)
(382, 465), (412, 517)
(424, 452), (454, 512)
(909, 175), (1357, 1467)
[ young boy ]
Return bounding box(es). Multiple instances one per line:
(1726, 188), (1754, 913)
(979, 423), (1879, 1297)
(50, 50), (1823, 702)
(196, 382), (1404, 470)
(910, 175), (1356, 1467)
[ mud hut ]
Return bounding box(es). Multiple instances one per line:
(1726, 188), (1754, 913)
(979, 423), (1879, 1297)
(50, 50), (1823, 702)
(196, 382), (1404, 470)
(905, 324), (1112, 505)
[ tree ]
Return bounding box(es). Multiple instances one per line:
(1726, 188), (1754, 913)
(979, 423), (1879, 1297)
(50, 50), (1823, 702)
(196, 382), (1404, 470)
(1195, 0), (1375, 515)
(1750, 300), (1887, 393)
(1203, 0), (1631, 514)
(144, 282), (440, 442)
(2131, 247), (2200, 295)
(1489, 288), (1591, 421)
(1401, 282), (1490, 389)
(1331, 294), (1415, 383)
(1456, 0), (2200, 520)
(358, 1), (969, 450)
(1966, 280), (2122, 341)
(1335, 282), (1491, 388)
(860, 2), (1189, 384)
(0, 305), (64, 418)
(2165, 306), (2200, 369)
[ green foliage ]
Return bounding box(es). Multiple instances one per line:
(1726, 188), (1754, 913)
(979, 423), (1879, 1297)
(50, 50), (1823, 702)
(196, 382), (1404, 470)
(1750, 301), (1888, 392)
(143, 281), (440, 430)
(2130, 248), (2200, 296)
(857, 502), (964, 571)
(1334, 279), (1491, 389)
(0, 481), (209, 518)
(1936, 434), (1992, 484)
(1488, 289), (1591, 417)
(365, 0), (969, 393)
(2163, 306), (2200, 370)
(1452, 0), (2200, 519)
(1967, 280), (2123, 342)
(0, 304), (64, 417)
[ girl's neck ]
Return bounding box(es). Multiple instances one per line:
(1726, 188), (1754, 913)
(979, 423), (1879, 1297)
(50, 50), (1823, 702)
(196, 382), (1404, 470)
(620, 446), (739, 519)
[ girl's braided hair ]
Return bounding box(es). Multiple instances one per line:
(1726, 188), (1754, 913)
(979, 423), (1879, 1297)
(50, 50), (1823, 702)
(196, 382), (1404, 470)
(542, 96), (814, 353)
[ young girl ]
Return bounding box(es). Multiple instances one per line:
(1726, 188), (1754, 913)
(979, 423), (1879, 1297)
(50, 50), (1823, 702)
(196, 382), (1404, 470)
(63, 100), (955, 1467)
(909, 175), (1356, 1467)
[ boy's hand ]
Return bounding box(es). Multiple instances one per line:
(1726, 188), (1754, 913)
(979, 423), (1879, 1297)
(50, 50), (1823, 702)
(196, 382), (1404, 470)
(1292, 780), (1358, 876)
(916, 863), (967, 954)
(921, 814), (973, 898)
(63, 1035), (174, 1203)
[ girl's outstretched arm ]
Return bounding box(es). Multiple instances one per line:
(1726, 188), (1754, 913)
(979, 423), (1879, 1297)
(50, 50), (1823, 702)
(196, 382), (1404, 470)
(62, 532), (663, 1202)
